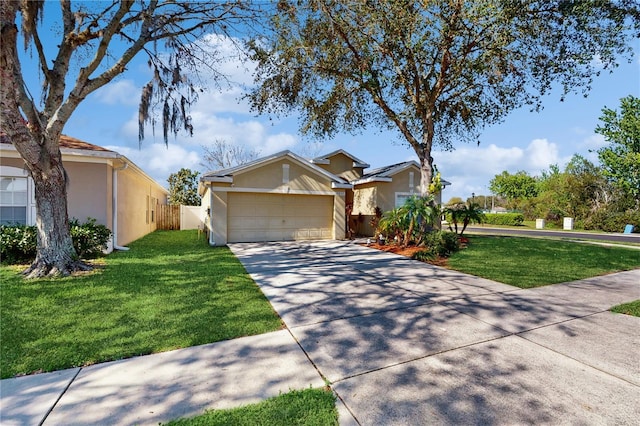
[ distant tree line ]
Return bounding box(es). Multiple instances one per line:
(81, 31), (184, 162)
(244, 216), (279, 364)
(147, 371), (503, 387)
(487, 96), (639, 232)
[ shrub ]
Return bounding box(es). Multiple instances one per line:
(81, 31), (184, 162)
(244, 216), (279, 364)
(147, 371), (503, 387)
(69, 218), (112, 258)
(0, 218), (112, 265)
(0, 225), (37, 264)
(483, 213), (524, 226)
(412, 248), (437, 262)
(583, 209), (640, 233)
(420, 231), (460, 257)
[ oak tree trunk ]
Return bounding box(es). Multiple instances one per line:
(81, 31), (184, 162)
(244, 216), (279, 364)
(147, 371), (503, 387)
(1, 3), (88, 278)
(22, 150), (90, 278)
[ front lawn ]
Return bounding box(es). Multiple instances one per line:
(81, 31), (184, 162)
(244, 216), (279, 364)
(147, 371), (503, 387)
(447, 236), (640, 288)
(610, 300), (640, 317)
(0, 230), (282, 379)
(165, 388), (338, 426)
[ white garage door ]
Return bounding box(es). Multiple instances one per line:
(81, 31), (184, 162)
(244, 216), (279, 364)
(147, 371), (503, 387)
(227, 193), (334, 243)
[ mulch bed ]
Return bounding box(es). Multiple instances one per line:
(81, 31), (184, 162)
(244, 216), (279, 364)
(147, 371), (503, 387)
(361, 237), (469, 267)
(361, 242), (450, 267)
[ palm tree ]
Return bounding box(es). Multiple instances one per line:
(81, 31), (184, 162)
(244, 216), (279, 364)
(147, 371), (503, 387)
(400, 195), (437, 246)
(446, 203), (485, 236)
(378, 208), (406, 243)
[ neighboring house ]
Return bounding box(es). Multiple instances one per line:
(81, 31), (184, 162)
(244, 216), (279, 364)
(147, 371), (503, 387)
(199, 148), (449, 245)
(0, 134), (168, 250)
(199, 150), (350, 245)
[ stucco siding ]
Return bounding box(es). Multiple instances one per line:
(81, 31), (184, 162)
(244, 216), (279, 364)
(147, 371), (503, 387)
(232, 159), (333, 192)
(116, 167), (167, 246)
(318, 153), (363, 181)
(66, 162), (110, 226)
(353, 184), (377, 215)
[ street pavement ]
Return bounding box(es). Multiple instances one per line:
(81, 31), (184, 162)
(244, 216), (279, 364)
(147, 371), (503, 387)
(1, 240), (639, 425)
(465, 225), (640, 245)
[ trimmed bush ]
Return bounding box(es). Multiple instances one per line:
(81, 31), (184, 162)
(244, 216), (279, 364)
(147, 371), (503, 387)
(0, 218), (112, 265)
(419, 231), (461, 257)
(0, 225), (37, 264)
(483, 213), (524, 226)
(412, 248), (437, 262)
(69, 218), (112, 258)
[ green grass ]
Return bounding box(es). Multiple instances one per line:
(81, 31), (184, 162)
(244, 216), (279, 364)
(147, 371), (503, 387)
(0, 230), (282, 379)
(447, 236), (640, 288)
(165, 388), (338, 426)
(610, 300), (640, 317)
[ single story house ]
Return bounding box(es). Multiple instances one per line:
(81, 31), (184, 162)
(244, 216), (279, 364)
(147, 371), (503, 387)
(199, 149), (449, 245)
(0, 134), (168, 250)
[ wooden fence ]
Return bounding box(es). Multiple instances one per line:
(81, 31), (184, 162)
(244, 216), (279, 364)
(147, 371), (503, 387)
(156, 204), (180, 230)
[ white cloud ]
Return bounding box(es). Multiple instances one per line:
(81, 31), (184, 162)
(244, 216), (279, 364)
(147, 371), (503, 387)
(93, 79), (139, 106)
(525, 138), (560, 171)
(433, 138), (571, 199)
(580, 133), (606, 151)
(263, 133), (298, 154)
(105, 143), (201, 187)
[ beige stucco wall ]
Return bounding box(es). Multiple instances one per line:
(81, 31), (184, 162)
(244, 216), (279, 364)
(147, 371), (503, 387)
(0, 156), (113, 229)
(211, 190), (228, 246)
(352, 184), (377, 215)
(232, 159), (333, 192)
(66, 162), (111, 226)
(2, 148), (168, 248)
(317, 152), (364, 182)
(116, 166), (168, 246)
(351, 165), (445, 237)
(0, 157), (26, 170)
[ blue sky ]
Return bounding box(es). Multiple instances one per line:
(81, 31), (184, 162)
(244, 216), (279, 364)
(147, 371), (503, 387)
(20, 19), (640, 201)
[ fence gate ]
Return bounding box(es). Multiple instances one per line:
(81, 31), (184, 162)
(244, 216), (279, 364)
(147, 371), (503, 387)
(157, 204), (180, 230)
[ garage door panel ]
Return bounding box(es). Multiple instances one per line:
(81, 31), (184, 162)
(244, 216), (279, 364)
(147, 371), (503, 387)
(228, 193), (333, 243)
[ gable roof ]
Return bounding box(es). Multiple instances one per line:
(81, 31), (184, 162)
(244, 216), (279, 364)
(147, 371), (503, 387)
(1, 132), (168, 194)
(351, 161), (418, 184)
(311, 149), (370, 168)
(200, 150), (352, 189)
(1, 133), (116, 157)
(352, 160), (451, 187)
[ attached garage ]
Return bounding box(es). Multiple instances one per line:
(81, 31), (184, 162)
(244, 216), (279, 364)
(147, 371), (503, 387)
(199, 150), (350, 246)
(227, 193), (333, 243)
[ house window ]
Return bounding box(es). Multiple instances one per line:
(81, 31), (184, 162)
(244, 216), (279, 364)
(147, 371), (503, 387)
(150, 197), (156, 223)
(0, 177), (28, 225)
(409, 172), (414, 191)
(395, 192), (414, 208)
(282, 164), (290, 184)
(146, 195), (150, 224)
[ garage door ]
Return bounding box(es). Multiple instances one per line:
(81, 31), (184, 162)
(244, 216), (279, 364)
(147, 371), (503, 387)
(227, 193), (333, 243)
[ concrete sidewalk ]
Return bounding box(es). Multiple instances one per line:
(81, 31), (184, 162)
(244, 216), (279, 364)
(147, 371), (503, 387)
(230, 241), (640, 425)
(0, 330), (324, 425)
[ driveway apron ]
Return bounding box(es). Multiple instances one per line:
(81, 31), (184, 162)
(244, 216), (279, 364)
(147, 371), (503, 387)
(229, 241), (640, 425)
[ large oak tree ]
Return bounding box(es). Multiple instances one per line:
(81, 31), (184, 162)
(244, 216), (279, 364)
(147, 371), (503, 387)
(248, 0), (639, 195)
(0, 1), (257, 277)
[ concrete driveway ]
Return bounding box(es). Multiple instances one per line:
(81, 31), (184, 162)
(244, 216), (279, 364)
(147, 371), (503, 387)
(229, 240), (640, 425)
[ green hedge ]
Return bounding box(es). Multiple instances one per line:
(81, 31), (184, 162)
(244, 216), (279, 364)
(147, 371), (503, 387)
(0, 218), (112, 264)
(482, 213), (525, 226)
(583, 209), (640, 233)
